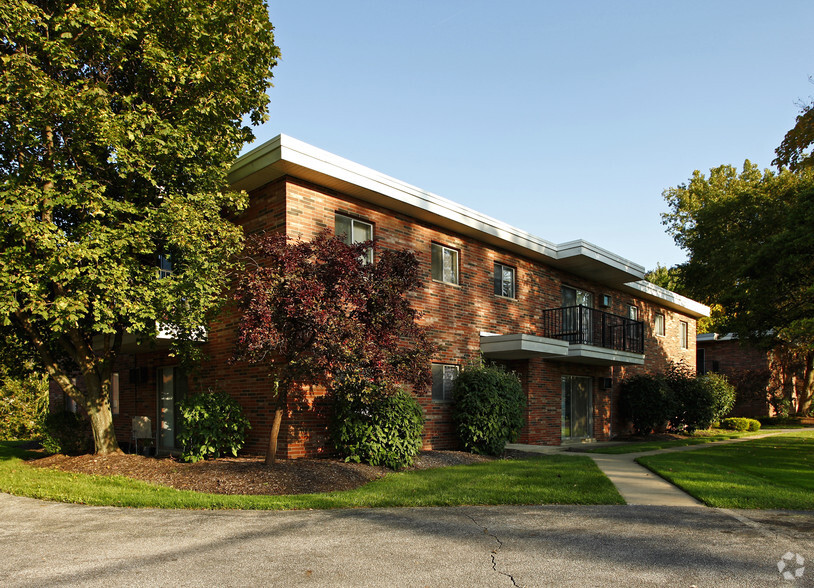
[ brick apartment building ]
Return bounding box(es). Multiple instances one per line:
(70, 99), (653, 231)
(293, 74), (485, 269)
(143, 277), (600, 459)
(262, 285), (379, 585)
(58, 135), (709, 458)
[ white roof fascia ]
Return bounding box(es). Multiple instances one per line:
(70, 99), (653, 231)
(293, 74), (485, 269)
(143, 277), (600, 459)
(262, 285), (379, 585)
(231, 135), (717, 313)
(622, 280), (710, 319)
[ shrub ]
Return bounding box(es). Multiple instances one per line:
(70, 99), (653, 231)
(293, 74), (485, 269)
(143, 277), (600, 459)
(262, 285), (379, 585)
(664, 361), (716, 433)
(40, 411), (91, 454)
(758, 415), (804, 427)
(176, 390), (251, 463)
(0, 373), (48, 440)
(331, 379), (424, 470)
(720, 417), (761, 432)
(451, 362), (525, 456)
(619, 374), (673, 436)
(698, 372), (737, 423)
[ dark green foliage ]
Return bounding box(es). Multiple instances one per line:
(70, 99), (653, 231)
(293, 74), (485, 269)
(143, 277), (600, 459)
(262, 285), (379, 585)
(698, 372), (736, 422)
(666, 362), (715, 433)
(176, 391), (250, 463)
(758, 415), (812, 427)
(41, 411), (91, 454)
(451, 363), (525, 456)
(622, 365), (739, 435)
(619, 374), (673, 436)
(720, 417), (761, 432)
(331, 379), (424, 470)
(0, 373), (48, 440)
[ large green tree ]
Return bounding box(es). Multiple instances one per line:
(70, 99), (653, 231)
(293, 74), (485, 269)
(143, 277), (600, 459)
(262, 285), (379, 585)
(662, 162), (814, 414)
(0, 1), (279, 453)
(774, 92), (814, 172)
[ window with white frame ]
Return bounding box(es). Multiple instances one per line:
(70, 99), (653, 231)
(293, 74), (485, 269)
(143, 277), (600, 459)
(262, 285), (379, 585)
(680, 321), (688, 349)
(627, 304), (638, 320)
(431, 243), (459, 285)
(335, 213), (373, 264)
(431, 363), (459, 402)
(494, 263), (516, 298)
(655, 313), (665, 336)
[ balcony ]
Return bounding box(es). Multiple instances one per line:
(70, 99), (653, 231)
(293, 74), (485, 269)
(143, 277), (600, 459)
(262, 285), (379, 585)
(539, 305), (645, 365)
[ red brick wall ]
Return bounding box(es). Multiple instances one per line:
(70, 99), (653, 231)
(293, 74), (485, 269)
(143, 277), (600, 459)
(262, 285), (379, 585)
(113, 174), (700, 458)
(696, 339), (771, 417)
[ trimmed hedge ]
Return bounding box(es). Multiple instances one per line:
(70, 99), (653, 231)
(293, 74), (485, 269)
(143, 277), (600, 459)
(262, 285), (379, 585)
(176, 390), (251, 463)
(451, 363), (525, 456)
(719, 417), (761, 432)
(331, 380), (424, 470)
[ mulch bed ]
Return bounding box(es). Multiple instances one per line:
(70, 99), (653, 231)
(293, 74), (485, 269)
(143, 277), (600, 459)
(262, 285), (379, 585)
(26, 449), (493, 496)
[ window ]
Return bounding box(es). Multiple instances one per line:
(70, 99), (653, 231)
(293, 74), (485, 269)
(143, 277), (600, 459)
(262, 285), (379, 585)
(655, 313), (665, 336)
(110, 373), (120, 415)
(627, 305), (638, 321)
(494, 263), (516, 298)
(431, 243), (459, 285)
(158, 254), (173, 278)
(562, 286), (592, 307)
(697, 348), (706, 375)
(431, 363), (459, 402)
(680, 321), (688, 349)
(335, 214), (373, 263)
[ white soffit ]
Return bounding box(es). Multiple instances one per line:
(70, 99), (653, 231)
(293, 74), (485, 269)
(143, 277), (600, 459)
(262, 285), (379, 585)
(229, 136), (713, 310)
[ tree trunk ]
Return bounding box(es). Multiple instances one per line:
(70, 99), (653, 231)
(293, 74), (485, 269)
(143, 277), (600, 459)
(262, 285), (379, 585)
(83, 373), (122, 455)
(265, 380), (286, 466)
(798, 352), (814, 416)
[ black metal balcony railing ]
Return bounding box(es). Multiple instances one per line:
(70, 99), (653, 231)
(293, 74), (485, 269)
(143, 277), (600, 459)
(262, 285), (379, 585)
(540, 305), (645, 354)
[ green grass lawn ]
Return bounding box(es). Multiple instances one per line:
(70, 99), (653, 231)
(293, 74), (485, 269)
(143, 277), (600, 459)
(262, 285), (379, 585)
(0, 442), (624, 509)
(637, 431), (814, 510)
(584, 429), (765, 454)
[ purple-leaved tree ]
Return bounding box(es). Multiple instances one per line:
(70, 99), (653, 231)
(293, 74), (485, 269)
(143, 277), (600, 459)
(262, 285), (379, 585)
(234, 231), (435, 465)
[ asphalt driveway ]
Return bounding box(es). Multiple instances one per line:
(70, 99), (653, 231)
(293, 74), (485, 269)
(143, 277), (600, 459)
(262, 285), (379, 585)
(2, 493), (812, 587)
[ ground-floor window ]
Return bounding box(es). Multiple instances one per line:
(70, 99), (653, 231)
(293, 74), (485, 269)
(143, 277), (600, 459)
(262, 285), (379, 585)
(431, 363), (459, 402)
(561, 375), (593, 440)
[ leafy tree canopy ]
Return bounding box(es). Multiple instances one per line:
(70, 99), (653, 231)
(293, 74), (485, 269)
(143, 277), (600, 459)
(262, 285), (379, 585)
(645, 263), (687, 295)
(775, 89), (814, 171)
(0, 0), (279, 452)
(662, 162), (814, 413)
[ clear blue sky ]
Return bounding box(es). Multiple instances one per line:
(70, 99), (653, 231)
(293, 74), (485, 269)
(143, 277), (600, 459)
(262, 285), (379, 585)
(246, 1), (814, 271)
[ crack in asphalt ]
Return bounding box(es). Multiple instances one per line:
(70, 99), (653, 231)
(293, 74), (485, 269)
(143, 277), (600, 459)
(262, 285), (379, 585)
(465, 513), (521, 588)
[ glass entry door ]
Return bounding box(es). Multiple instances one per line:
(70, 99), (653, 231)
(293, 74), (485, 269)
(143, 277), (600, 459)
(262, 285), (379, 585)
(562, 376), (593, 440)
(157, 367), (187, 451)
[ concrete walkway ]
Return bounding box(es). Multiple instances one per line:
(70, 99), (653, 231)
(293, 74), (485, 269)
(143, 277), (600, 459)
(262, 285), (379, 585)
(507, 430), (802, 507)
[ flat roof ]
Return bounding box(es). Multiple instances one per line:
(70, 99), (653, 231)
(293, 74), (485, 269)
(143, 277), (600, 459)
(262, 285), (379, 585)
(229, 134), (709, 318)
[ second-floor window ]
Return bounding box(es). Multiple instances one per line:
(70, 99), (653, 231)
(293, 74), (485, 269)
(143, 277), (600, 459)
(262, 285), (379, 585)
(655, 313), (665, 336)
(680, 321), (688, 349)
(562, 286), (592, 308)
(431, 243), (459, 285)
(627, 305), (638, 320)
(335, 213), (373, 264)
(158, 254), (173, 278)
(494, 263), (516, 298)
